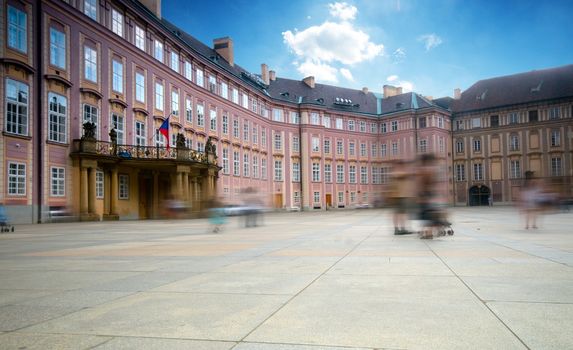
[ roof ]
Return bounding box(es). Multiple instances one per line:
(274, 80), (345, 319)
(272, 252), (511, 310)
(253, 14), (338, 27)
(453, 64), (573, 113)
(432, 96), (454, 110)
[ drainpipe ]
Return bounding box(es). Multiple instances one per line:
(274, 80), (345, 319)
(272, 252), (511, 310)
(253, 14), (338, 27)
(297, 97), (304, 211)
(450, 114), (456, 207)
(36, 1), (43, 223)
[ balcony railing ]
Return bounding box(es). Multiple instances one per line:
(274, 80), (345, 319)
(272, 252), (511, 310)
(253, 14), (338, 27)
(72, 139), (213, 164)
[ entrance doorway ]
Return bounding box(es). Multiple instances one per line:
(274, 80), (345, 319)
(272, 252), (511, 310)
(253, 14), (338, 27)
(325, 194), (332, 208)
(138, 175), (153, 219)
(469, 185), (490, 206)
(274, 193), (283, 209)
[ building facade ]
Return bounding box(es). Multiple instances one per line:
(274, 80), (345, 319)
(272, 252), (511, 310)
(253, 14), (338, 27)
(0, 0), (570, 224)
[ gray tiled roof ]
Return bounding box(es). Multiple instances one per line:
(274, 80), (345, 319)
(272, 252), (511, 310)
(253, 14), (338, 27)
(453, 64), (573, 113)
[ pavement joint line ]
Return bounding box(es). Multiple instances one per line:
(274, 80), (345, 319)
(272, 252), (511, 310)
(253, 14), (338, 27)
(85, 336), (115, 350)
(230, 339), (388, 349)
(422, 240), (533, 350)
(230, 220), (379, 349)
(484, 300), (573, 305)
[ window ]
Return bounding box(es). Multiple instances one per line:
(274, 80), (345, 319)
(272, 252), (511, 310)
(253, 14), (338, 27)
(83, 104), (98, 137)
(370, 123), (377, 133)
(292, 163), (300, 182)
(313, 191), (320, 203)
(456, 119), (464, 130)
(154, 40), (163, 62)
(371, 143), (378, 157)
(242, 93), (249, 108)
(171, 89), (179, 116)
(8, 162), (26, 195)
(551, 130), (561, 147)
(360, 166), (368, 184)
(312, 162), (320, 182)
(336, 140), (343, 155)
(359, 121), (366, 132)
(185, 98), (193, 123)
(222, 115), (228, 134)
(154, 129), (164, 146)
(6, 79), (29, 135)
(232, 119), (239, 138)
(348, 120), (355, 131)
(418, 139), (427, 153)
(380, 122), (387, 133)
(456, 139), (464, 153)
(312, 137), (320, 152)
(336, 118), (343, 129)
(209, 109), (217, 131)
(509, 112), (519, 124)
(50, 27), (66, 69)
(349, 165), (356, 183)
(222, 148), (229, 174)
(274, 160), (283, 181)
(135, 72), (145, 102)
(372, 167), (380, 184)
(324, 139), (330, 154)
(8, 6), (27, 53)
(336, 164), (344, 183)
(135, 121), (146, 146)
(473, 163), (483, 181)
(184, 61), (192, 80)
(208, 75), (216, 93)
(418, 117), (426, 128)
(473, 139), (481, 152)
(155, 82), (163, 110)
(252, 126), (258, 144)
(551, 157), (562, 176)
(528, 110), (538, 122)
(293, 136), (300, 152)
(381, 144), (387, 157)
(232, 88), (239, 104)
(350, 192), (356, 202)
(273, 108), (283, 122)
(274, 133), (282, 151)
(338, 191), (344, 204)
(112, 60), (123, 93)
(233, 151), (240, 176)
(119, 174), (129, 199)
(83, 0), (98, 19)
(490, 115), (499, 127)
(455, 164), (465, 181)
(294, 191), (300, 204)
(261, 128), (267, 146)
(243, 153), (250, 177)
(349, 142), (355, 156)
(243, 121), (249, 141)
(510, 160), (521, 179)
(549, 107), (560, 120)
(111, 113), (124, 144)
(251, 98), (258, 114)
(197, 104), (204, 127)
(471, 118), (481, 128)
(169, 51), (179, 72)
(135, 25), (145, 50)
(391, 120), (398, 132)
(324, 164), (332, 183)
(221, 82), (228, 99)
(437, 116), (444, 128)
(381, 167), (389, 184)
(84, 46), (97, 82)
(510, 134), (519, 151)
(96, 170), (104, 198)
(49, 167), (66, 197)
(253, 155), (259, 178)
(172, 134), (179, 149)
(323, 116), (331, 128)
(48, 93), (67, 143)
(111, 9), (123, 37)
(311, 112), (320, 125)
(392, 142), (398, 156)
(196, 68), (204, 87)
(360, 143), (366, 157)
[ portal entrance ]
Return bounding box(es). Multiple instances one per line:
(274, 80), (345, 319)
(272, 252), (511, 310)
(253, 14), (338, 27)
(469, 185), (490, 206)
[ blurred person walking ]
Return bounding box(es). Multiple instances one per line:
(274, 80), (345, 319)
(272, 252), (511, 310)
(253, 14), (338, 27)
(389, 160), (416, 235)
(519, 171), (543, 229)
(416, 154), (441, 239)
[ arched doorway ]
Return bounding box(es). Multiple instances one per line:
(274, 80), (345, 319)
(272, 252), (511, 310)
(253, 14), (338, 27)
(469, 185), (490, 206)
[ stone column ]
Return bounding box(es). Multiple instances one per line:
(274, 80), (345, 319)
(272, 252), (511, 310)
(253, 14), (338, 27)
(80, 167), (88, 215)
(182, 172), (189, 201)
(176, 172), (183, 200)
(103, 170), (110, 215)
(153, 171), (159, 219)
(88, 167), (97, 216)
(103, 168), (119, 220)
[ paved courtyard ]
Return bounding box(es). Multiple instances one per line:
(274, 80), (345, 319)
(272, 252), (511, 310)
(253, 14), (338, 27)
(0, 207), (572, 350)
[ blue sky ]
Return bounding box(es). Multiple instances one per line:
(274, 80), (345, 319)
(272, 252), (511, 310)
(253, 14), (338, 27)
(163, 0), (573, 98)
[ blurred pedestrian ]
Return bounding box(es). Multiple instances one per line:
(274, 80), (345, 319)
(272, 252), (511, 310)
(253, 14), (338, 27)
(416, 154), (441, 239)
(208, 198), (226, 233)
(389, 160), (416, 235)
(519, 171), (541, 229)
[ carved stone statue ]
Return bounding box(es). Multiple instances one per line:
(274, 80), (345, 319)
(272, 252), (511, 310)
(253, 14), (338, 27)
(109, 128), (118, 155)
(176, 133), (186, 149)
(82, 122), (96, 140)
(205, 136), (216, 156)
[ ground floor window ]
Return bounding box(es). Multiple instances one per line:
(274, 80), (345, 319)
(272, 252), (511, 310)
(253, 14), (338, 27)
(50, 167), (65, 196)
(8, 162), (26, 195)
(313, 191), (320, 203)
(119, 174), (129, 199)
(96, 170), (104, 198)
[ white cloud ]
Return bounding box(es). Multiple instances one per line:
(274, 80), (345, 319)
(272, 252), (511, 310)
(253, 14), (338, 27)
(392, 47), (406, 63)
(418, 33), (443, 51)
(283, 22), (383, 65)
(385, 75), (414, 93)
(328, 2), (358, 21)
(297, 60), (338, 82)
(340, 68), (354, 81)
(386, 74), (398, 82)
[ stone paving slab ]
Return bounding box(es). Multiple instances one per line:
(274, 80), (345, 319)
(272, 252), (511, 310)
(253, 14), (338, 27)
(0, 333), (110, 350)
(91, 336), (235, 349)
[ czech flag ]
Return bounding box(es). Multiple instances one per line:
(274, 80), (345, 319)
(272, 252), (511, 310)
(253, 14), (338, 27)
(159, 116), (170, 149)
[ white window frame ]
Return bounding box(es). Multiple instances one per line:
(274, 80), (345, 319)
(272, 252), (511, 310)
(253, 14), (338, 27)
(135, 25), (145, 51)
(135, 120), (146, 146)
(155, 82), (164, 111)
(96, 170), (104, 198)
(184, 61), (192, 80)
(118, 174), (129, 199)
(48, 92), (67, 143)
(83, 104), (98, 138)
(5, 79), (29, 136)
(233, 151), (240, 176)
(274, 133), (282, 151)
(210, 109), (217, 131)
(274, 160), (283, 181)
(50, 27), (66, 69)
(222, 148), (229, 174)
(154, 40), (163, 62)
(112, 59), (123, 93)
(50, 167), (65, 197)
(111, 113), (125, 145)
(197, 104), (205, 127)
(510, 160), (521, 179)
(292, 162), (300, 182)
(324, 164), (332, 183)
(312, 162), (320, 182)
(222, 114), (228, 134)
(171, 89), (179, 116)
(312, 137), (320, 152)
(170, 51), (179, 72)
(8, 162), (26, 196)
(243, 153), (250, 177)
(391, 120), (398, 132)
(196, 68), (204, 87)
(111, 9), (123, 37)
(349, 165), (356, 183)
(456, 164), (465, 181)
(8, 6), (27, 53)
(84, 45), (97, 82)
(336, 164), (344, 183)
(135, 72), (145, 103)
(185, 98), (193, 123)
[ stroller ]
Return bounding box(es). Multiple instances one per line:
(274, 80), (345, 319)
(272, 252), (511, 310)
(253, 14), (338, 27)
(419, 202), (453, 237)
(0, 205), (15, 233)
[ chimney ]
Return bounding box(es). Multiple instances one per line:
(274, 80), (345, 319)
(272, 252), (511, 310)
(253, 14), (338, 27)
(454, 88), (461, 100)
(213, 37), (234, 66)
(383, 84), (402, 98)
(261, 64), (269, 85)
(139, 0), (161, 19)
(362, 87), (369, 94)
(269, 70), (276, 81)
(303, 76), (315, 88)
